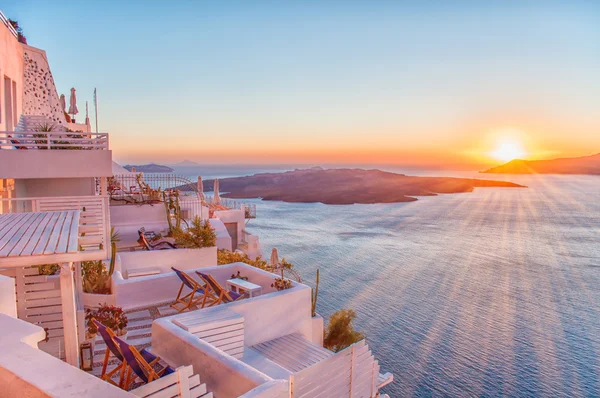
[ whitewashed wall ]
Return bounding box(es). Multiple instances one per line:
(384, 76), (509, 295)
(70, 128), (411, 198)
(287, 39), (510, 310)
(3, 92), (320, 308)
(22, 45), (67, 127)
(0, 314), (133, 397)
(0, 21), (24, 131)
(117, 246), (217, 276)
(0, 274), (17, 317)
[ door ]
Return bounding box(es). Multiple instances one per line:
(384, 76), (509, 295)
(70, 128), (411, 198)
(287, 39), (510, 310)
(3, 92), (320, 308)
(225, 222), (238, 251)
(4, 77), (13, 131)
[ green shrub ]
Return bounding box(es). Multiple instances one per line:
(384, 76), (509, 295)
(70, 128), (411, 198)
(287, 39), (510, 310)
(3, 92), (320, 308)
(323, 309), (365, 352)
(82, 260), (110, 294)
(172, 216), (216, 248)
(217, 249), (269, 269)
(38, 264), (60, 275)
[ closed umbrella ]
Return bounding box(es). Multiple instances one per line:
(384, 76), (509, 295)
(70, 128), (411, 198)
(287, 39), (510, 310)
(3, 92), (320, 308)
(59, 94), (66, 113)
(270, 248), (279, 268)
(68, 88), (79, 121)
(213, 179), (221, 205)
(197, 176), (205, 200)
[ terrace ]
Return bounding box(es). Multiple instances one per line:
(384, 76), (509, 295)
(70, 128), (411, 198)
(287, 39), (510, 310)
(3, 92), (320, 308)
(0, 130), (112, 179)
(0, 243), (392, 397)
(93, 262), (393, 397)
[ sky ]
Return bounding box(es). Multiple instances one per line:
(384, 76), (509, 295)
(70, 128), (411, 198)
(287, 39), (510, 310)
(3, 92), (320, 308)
(4, 1), (600, 168)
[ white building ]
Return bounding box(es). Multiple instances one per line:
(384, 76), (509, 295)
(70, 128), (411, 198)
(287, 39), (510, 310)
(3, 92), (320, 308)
(0, 10), (391, 398)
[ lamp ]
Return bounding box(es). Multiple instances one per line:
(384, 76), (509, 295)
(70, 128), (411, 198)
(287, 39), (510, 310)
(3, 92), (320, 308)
(79, 341), (93, 371)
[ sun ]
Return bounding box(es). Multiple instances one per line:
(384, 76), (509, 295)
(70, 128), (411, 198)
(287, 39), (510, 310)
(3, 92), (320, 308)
(491, 140), (526, 162)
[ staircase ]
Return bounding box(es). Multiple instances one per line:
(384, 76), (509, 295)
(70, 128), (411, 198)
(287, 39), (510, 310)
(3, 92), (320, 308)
(15, 115), (67, 132)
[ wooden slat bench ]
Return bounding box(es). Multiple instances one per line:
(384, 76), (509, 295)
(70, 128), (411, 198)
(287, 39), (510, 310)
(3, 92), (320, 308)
(172, 308), (245, 359)
(126, 267), (161, 279)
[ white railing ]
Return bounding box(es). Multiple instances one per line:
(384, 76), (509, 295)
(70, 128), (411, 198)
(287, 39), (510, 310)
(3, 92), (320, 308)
(0, 131), (109, 150)
(0, 10), (18, 39)
(290, 340), (380, 398)
(205, 196), (257, 219)
(0, 195), (110, 258)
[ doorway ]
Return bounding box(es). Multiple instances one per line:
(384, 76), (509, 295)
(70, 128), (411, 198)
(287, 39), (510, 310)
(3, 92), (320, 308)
(4, 76), (13, 131)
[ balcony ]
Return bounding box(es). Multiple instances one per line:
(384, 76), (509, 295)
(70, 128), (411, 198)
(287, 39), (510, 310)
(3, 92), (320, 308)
(0, 131), (112, 179)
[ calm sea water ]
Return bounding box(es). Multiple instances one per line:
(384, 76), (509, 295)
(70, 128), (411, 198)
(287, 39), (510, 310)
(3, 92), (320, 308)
(177, 166), (600, 397)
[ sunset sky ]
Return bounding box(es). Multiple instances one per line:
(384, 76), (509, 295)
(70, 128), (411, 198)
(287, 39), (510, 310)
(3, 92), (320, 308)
(5, 1), (599, 168)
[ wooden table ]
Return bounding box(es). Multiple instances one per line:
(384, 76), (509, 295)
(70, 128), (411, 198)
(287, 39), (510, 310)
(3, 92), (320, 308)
(0, 211), (82, 266)
(226, 278), (262, 297)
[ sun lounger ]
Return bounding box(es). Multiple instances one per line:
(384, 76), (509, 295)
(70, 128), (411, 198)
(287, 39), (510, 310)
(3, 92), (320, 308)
(137, 227), (176, 250)
(170, 267), (216, 313)
(196, 271), (247, 305)
(114, 336), (174, 390)
(92, 318), (158, 387)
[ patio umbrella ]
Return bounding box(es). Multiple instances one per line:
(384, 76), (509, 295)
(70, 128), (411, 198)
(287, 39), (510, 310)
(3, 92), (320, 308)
(270, 248), (279, 268)
(197, 176), (205, 200)
(68, 88), (79, 120)
(59, 94), (66, 112)
(213, 179), (221, 205)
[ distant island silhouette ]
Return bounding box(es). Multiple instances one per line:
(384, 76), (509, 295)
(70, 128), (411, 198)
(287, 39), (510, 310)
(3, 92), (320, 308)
(203, 168), (525, 205)
(482, 153), (600, 175)
(124, 163), (174, 173)
(174, 160), (202, 167)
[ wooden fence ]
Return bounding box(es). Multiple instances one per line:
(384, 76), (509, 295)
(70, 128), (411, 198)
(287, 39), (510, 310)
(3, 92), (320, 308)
(290, 340), (380, 398)
(131, 365), (213, 398)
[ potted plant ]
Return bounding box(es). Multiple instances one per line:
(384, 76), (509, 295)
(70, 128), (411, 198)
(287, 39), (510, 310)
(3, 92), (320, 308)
(38, 263), (60, 276)
(85, 304), (128, 339)
(230, 270), (248, 281)
(271, 268), (292, 291)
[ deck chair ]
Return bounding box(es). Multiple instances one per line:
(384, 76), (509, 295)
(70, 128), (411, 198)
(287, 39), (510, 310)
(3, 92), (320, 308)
(170, 267), (216, 313)
(114, 336), (174, 390)
(137, 227), (176, 250)
(8, 135), (28, 150)
(196, 271), (248, 305)
(92, 318), (158, 387)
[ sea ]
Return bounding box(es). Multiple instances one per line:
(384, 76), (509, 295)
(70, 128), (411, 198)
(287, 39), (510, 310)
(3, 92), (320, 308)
(173, 164), (600, 397)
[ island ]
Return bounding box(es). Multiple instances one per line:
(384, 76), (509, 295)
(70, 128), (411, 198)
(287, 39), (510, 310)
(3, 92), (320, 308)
(203, 167), (525, 205)
(482, 153), (600, 175)
(173, 160), (202, 167)
(123, 163), (174, 173)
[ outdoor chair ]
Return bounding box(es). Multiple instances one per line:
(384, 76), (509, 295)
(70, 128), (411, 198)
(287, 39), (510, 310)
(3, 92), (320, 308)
(196, 271), (248, 305)
(170, 267), (217, 313)
(8, 135), (27, 150)
(92, 318), (158, 387)
(137, 227), (176, 250)
(114, 336), (174, 390)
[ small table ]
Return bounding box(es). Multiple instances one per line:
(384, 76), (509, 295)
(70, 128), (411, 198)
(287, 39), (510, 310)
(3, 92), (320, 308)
(226, 278), (262, 298)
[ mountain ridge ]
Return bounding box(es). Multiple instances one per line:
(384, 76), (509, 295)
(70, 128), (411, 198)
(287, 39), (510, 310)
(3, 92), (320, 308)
(482, 153), (600, 175)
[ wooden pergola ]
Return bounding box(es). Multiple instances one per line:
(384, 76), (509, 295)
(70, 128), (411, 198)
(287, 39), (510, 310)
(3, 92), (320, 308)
(0, 211), (106, 367)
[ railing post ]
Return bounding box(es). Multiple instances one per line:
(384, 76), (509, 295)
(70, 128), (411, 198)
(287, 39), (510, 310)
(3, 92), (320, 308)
(60, 262), (79, 367)
(289, 374), (294, 398)
(46, 133), (50, 150)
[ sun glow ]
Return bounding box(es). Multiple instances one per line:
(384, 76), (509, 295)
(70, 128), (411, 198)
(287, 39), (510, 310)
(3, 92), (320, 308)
(491, 140), (526, 162)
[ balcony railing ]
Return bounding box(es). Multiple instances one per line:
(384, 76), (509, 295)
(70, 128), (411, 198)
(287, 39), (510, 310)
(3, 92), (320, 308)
(0, 10), (18, 39)
(0, 131), (109, 150)
(205, 195), (257, 219)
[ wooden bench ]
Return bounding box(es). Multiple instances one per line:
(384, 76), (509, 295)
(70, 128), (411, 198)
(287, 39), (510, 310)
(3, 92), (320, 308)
(126, 267), (161, 279)
(173, 308), (245, 359)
